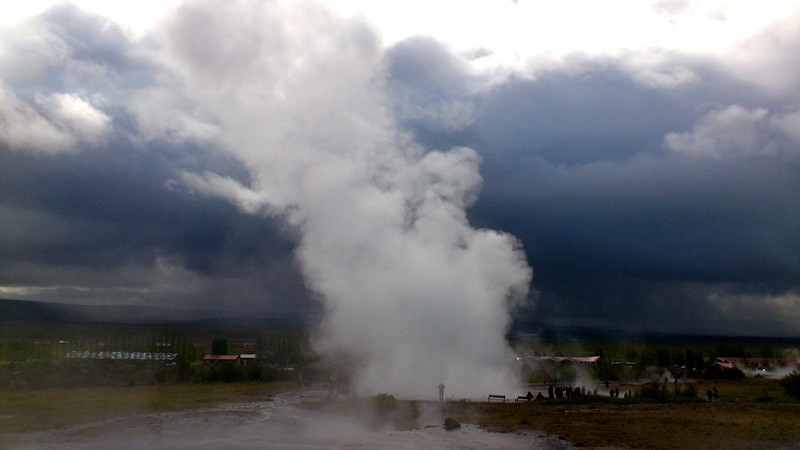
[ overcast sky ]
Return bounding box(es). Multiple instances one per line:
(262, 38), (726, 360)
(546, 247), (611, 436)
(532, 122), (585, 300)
(2, 1), (800, 337)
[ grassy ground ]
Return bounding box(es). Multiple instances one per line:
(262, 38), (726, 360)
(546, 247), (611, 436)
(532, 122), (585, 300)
(3, 379), (798, 448)
(303, 379), (800, 449)
(445, 399), (800, 448)
(0, 381), (292, 437)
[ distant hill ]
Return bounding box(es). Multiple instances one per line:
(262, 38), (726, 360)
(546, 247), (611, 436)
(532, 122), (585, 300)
(6, 299), (795, 341)
(0, 298), (313, 329)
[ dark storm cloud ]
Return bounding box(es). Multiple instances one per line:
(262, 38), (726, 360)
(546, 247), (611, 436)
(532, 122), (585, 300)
(4, 3), (800, 336)
(387, 39), (786, 165)
(0, 5), (312, 312)
(478, 152), (800, 332)
(384, 37), (800, 335)
(0, 136), (311, 310)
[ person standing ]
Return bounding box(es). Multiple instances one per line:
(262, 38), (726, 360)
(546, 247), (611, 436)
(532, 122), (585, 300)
(438, 382), (445, 402)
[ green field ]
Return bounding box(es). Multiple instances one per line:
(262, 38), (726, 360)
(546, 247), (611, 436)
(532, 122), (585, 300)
(2, 318), (800, 448)
(2, 318), (799, 389)
(0, 382), (289, 436)
(0, 319), (317, 389)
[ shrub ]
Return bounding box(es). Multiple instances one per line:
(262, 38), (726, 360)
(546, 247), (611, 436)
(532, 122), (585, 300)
(443, 417), (461, 430)
(639, 382), (670, 401)
(757, 388), (775, 403)
(703, 365), (744, 380)
(676, 382), (697, 398)
(199, 362), (245, 382)
(372, 393), (398, 413)
(779, 370), (800, 400)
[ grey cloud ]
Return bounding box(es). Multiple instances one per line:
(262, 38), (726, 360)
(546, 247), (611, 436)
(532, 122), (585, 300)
(1, 4), (160, 93)
(386, 37), (482, 133)
(475, 143), (800, 334)
(665, 104), (800, 158)
(0, 3), (216, 150)
(0, 83), (89, 154)
(383, 36), (800, 335)
(4, 1), (800, 340)
(652, 0), (690, 15)
(0, 5), (310, 312)
(727, 13), (800, 95)
(0, 141), (309, 311)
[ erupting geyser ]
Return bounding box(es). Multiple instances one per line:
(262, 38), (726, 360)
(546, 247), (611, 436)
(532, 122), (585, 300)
(170, 1), (532, 398)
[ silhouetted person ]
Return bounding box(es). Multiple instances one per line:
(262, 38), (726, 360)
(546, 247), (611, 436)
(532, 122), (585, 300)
(526, 391), (534, 401)
(707, 389), (713, 401)
(713, 387), (719, 401)
(548, 385), (554, 399)
(438, 382), (445, 402)
(536, 392), (545, 400)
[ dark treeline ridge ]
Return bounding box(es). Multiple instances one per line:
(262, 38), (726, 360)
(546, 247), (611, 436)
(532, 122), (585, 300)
(0, 298), (313, 329)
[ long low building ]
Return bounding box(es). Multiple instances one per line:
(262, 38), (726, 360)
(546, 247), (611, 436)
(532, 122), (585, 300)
(714, 357), (798, 369)
(64, 351), (177, 361)
(201, 354), (258, 365)
(518, 355), (600, 364)
(202, 354), (240, 364)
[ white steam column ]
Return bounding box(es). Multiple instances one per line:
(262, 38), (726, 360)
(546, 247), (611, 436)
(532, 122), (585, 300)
(168, 1), (532, 399)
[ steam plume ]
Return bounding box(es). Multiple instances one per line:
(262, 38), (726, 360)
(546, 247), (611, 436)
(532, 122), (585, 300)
(168, 1), (532, 398)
